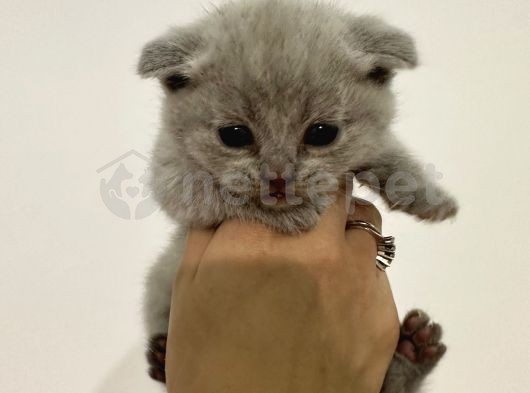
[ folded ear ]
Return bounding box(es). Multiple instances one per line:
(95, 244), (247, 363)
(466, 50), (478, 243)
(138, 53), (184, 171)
(346, 16), (418, 84)
(137, 26), (204, 90)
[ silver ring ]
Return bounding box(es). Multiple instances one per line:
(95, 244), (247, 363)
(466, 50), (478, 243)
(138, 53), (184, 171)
(345, 220), (396, 272)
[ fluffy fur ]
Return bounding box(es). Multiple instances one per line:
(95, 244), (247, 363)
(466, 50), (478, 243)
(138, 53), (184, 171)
(138, 0), (457, 391)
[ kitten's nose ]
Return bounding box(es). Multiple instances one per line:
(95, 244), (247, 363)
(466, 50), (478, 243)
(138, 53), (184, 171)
(262, 164), (294, 180)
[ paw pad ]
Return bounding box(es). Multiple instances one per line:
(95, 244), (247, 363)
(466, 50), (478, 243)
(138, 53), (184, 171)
(146, 334), (167, 383)
(397, 310), (446, 367)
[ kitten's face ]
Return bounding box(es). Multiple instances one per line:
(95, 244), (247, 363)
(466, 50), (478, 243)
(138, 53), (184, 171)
(142, 0), (417, 231)
(160, 26), (394, 209)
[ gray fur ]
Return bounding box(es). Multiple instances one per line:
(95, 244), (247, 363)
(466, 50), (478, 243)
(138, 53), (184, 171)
(138, 0), (457, 391)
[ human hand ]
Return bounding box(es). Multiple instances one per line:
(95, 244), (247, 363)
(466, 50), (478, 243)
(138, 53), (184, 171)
(165, 193), (399, 393)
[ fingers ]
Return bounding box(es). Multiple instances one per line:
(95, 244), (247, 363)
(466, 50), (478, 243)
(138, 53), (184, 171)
(345, 198), (383, 258)
(208, 189), (354, 258)
(205, 218), (280, 259)
(348, 198), (382, 231)
(183, 187), (358, 272)
(313, 186), (353, 239)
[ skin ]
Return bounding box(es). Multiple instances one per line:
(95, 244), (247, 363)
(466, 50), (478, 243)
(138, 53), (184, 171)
(165, 193), (399, 393)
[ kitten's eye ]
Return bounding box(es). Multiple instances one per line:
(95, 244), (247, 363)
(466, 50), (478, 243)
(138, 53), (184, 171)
(303, 124), (339, 147)
(367, 66), (392, 85)
(218, 125), (254, 148)
(163, 73), (190, 91)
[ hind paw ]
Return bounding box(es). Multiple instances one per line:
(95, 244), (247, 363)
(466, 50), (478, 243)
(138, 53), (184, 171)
(396, 309), (446, 369)
(146, 334), (167, 383)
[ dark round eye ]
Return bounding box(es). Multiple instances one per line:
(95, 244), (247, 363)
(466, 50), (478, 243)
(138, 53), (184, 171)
(218, 125), (254, 148)
(303, 124), (339, 146)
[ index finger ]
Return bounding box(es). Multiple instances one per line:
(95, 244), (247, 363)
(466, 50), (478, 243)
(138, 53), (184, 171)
(345, 199), (388, 274)
(345, 198), (383, 252)
(307, 182), (353, 240)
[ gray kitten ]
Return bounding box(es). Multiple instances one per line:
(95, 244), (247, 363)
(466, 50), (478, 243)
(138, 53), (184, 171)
(138, 0), (457, 391)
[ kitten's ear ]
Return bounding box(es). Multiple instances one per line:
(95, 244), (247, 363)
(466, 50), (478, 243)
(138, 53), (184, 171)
(346, 16), (418, 84)
(137, 26), (204, 91)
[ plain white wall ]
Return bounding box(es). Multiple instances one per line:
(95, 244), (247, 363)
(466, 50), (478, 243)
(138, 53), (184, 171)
(1, 0), (529, 392)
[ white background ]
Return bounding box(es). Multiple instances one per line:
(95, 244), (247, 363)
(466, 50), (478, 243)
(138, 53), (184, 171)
(1, 0), (529, 392)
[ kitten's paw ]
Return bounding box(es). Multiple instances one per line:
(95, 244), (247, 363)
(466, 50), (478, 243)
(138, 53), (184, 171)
(146, 334), (167, 383)
(381, 310), (446, 393)
(399, 194), (458, 222)
(417, 196), (458, 222)
(396, 309), (446, 370)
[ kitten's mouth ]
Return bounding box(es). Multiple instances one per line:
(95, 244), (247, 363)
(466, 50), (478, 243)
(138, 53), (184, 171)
(257, 177), (300, 207)
(269, 178), (286, 200)
(270, 191), (286, 199)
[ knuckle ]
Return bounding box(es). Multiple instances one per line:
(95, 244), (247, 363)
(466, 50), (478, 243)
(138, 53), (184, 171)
(306, 247), (346, 273)
(350, 199), (382, 230)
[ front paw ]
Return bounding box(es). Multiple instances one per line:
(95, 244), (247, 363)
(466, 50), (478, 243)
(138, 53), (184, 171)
(388, 185), (458, 222)
(406, 194), (458, 222)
